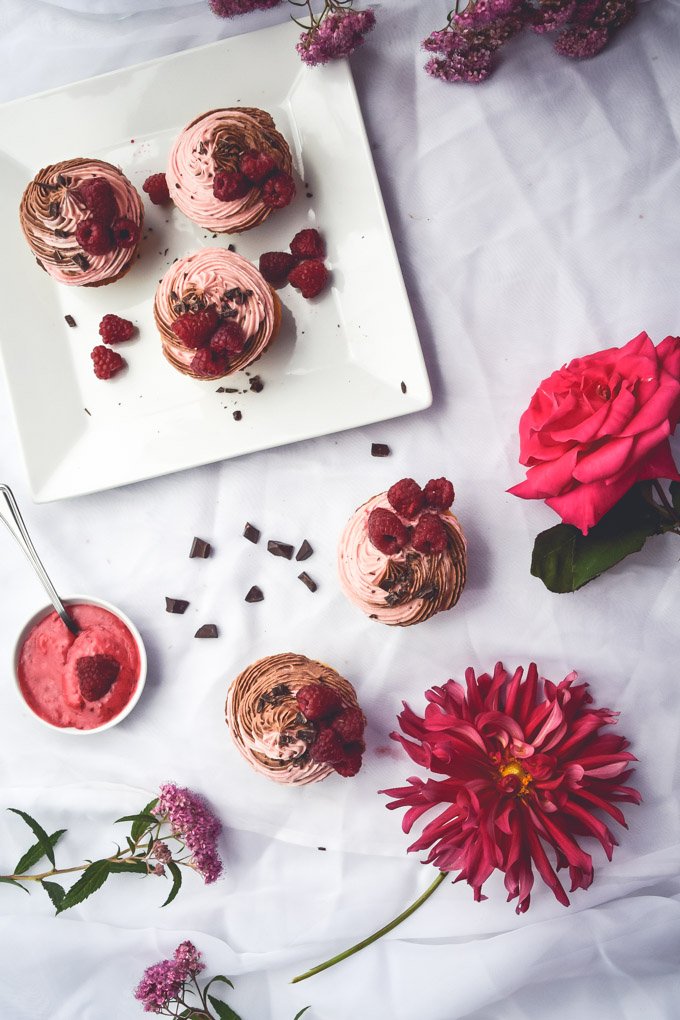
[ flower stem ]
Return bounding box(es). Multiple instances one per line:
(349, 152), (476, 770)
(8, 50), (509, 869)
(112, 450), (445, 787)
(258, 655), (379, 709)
(652, 480), (680, 524)
(290, 870), (448, 984)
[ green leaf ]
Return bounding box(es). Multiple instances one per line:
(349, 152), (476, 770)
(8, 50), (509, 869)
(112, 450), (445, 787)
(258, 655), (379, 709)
(114, 813), (158, 830)
(14, 828), (66, 875)
(132, 798), (159, 842)
(293, 1009), (311, 1020)
(0, 877), (29, 893)
(42, 880), (65, 909)
(530, 486), (663, 593)
(108, 861), (149, 875)
(56, 860), (111, 913)
(670, 481), (680, 512)
(161, 860), (182, 907)
(8, 809), (56, 867)
(208, 996), (242, 1020)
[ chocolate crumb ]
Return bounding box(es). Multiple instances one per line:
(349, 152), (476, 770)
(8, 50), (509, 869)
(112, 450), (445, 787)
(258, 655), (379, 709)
(56, 174), (68, 187)
(245, 585), (264, 603)
(72, 253), (89, 270)
(249, 375), (264, 393)
(216, 386), (239, 394)
(228, 244), (236, 252)
(415, 583), (439, 601)
(298, 572), (317, 593)
(190, 537), (211, 559)
(267, 540), (294, 560)
(317, 847), (326, 851)
(378, 578), (395, 591)
(306, 192), (313, 198)
(84, 408), (91, 416)
(54, 228), (70, 239)
(243, 522), (260, 544)
(257, 697), (266, 712)
(48, 201), (60, 218)
(271, 684), (291, 697)
(53, 250), (63, 262)
(369, 614), (378, 620)
(296, 540), (313, 561)
(233, 410), (242, 421)
(401, 381), (407, 394)
(371, 443), (390, 457)
(165, 597), (189, 614)
(64, 314), (77, 328)
(195, 624), (218, 638)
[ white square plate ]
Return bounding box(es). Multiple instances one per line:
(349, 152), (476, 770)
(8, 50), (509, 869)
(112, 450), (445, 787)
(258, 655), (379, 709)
(0, 21), (431, 502)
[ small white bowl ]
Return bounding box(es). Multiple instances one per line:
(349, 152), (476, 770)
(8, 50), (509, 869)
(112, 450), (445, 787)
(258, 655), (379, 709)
(13, 595), (147, 735)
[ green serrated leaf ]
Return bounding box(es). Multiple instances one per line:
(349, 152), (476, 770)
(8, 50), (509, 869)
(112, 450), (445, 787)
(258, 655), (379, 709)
(132, 798), (159, 842)
(203, 976), (234, 1003)
(108, 861), (149, 875)
(293, 1009), (311, 1020)
(670, 481), (680, 512)
(57, 860), (111, 914)
(0, 877), (29, 893)
(42, 880), (65, 909)
(530, 485), (663, 593)
(14, 828), (66, 875)
(114, 813), (158, 829)
(161, 860), (182, 907)
(8, 809), (56, 867)
(208, 996), (242, 1020)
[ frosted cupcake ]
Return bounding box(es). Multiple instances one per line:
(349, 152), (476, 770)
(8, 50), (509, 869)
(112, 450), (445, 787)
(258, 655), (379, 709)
(154, 247), (282, 379)
(225, 653), (367, 785)
(338, 477), (467, 626)
(167, 107), (295, 233)
(19, 158), (143, 286)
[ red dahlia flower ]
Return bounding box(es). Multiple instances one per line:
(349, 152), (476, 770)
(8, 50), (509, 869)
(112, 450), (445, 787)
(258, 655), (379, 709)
(383, 662), (640, 914)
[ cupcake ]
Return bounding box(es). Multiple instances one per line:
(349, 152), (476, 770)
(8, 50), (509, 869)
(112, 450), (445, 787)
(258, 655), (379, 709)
(19, 158), (143, 287)
(225, 653), (366, 785)
(167, 107), (295, 233)
(338, 476), (467, 626)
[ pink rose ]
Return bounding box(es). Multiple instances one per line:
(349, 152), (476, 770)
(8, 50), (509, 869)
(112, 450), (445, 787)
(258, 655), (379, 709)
(509, 332), (680, 534)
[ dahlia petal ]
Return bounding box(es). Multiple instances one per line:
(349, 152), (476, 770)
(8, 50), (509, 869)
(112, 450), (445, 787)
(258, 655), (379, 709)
(561, 802), (617, 860)
(574, 788), (627, 826)
(524, 823), (570, 908)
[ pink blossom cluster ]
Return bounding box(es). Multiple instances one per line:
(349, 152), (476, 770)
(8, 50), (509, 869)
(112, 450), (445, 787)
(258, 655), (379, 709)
(533, 0), (636, 54)
(209, 0), (283, 16)
(134, 942), (204, 1013)
(156, 783), (223, 884)
(295, 9), (376, 66)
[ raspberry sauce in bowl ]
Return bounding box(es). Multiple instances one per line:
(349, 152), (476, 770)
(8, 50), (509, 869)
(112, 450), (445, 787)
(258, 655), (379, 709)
(13, 596), (146, 734)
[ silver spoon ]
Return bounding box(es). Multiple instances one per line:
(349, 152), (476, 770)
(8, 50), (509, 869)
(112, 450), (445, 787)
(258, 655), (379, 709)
(0, 484), (80, 636)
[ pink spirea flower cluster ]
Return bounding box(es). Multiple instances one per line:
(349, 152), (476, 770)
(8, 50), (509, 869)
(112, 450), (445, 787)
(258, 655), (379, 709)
(296, 9), (376, 67)
(209, 0), (282, 16)
(156, 784), (223, 884)
(383, 662), (640, 914)
(134, 941), (205, 1013)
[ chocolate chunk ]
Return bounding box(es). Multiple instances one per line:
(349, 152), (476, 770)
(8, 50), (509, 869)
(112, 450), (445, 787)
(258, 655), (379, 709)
(378, 577), (395, 591)
(271, 683), (291, 697)
(249, 375), (264, 393)
(72, 253), (89, 270)
(190, 537), (211, 559)
(198, 141), (207, 155)
(195, 624), (218, 638)
(298, 572), (317, 593)
(228, 244), (236, 252)
(165, 597), (189, 614)
(268, 540), (294, 560)
(233, 410), (242, 421)
(55, 229), (70, 239)
(295, 540), (313, 562)
(400, 381), (407, 394)
(317, 846), (327, 851)
(384, 592), (402, 607)
(243, 522), (260, 544)
(415, 583), (438, 601)
(245, 586), (264, 603)
(64, 314), (77, 328)
(48, 201), (60, 218)
(56, 174), (69, 187)
(36, 258), (46, 272)
(53, 250), (63, 262)
(216, 386), (239, 394)
(371, 443), (390, 457)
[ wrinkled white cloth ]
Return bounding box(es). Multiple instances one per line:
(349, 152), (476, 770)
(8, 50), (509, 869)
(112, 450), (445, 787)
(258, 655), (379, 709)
(1, 0), (679, 1018)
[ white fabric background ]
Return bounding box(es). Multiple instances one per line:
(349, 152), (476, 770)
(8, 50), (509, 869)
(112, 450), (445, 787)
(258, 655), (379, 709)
(1, 0), (679, 1017)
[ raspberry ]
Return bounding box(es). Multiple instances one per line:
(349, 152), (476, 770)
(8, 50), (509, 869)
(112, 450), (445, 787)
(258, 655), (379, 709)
(288, 260), (328, 299)
(142, 173), (170, 205)
(75, 219), (114, 256)
(191, 348), (228, 378)
(296, 683), (343, 722)
(210, 321), (247, 357)
(367, 507), (409, 556)
(332, 707), (366, 744)
(171, 307), (220, 348)
(262, 171), (296, 209)
(111, 217), (139, 249)
(239, 150), (277, 184)
(387, 478), (424, 519)
(99, 314), (134, 344)
(78, 177), (117, 225)
(290, 228), (325, 260)
(412, 513), (449, 555)
(423, 477), (455, 511)
(213, 170), (251, 202)
(91, 345), (126, 380)
(76, 654), (120, 701)
(334, 754), (363, 777)
(259, 251), (298, 286)
(310, 726), (346, 764)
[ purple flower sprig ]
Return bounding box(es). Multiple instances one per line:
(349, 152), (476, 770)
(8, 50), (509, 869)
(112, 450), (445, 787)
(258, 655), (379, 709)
(0, 783), (223, 914)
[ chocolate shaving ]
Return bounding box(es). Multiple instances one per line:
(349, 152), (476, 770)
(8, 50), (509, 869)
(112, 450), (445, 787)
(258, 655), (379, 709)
(165, 597), (189, 614)
(295, 540), (313, 561)
(378, 578), (395, 591)
(257, 697), (266, 713)
(271, 684), (291, 698)
(401, 381), (407, 394)
(249, 375), (264, 393)
(48, 201), (60, 218)
(371, 443), (390, 457)
(296, 729), (316, 743)
(56, 174), (69, 187)
(298, 572), (317, 593)
(415, 583), (439, 601)
(267, 540), (294, 560)
(38, 181), (59, 193)
(36, 258), (46, 272)
(198, 141), (207, 155)
(384, 592), (403, 607)
(228, 244), (236, 252)
(55, 229), (70, 239)
(53, 250), (63, 262)
(216, 386), (239, 393)
(243, 522), (260, 544)
(279, 733), (295, 746)
(245, 585), (264, 603)
(190, 537), (211, 559)
(64, 314), (77, 328)
(195, 624), (218, 638)
(72, 253), (89, 270)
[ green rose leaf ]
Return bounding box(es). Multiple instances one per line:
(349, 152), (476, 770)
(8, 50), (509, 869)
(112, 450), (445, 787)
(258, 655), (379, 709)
(670, 481), (680, 512)
(531, 485), (663, 593)
(42, 880), (65, 909)
(0, 877), (29, 893)
(56, 860), (111, 914)
(161, 860), (182, 907)
(8, 809), (57, 867)
(14, 828), (66, 875)
(207, 995), (242, 1020)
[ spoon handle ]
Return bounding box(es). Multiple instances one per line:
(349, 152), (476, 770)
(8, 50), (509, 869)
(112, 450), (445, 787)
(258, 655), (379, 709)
(0, 484), (80, 637)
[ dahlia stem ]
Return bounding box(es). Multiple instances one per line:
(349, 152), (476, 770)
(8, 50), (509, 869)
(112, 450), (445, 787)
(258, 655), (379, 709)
(290, 870), (447, 984)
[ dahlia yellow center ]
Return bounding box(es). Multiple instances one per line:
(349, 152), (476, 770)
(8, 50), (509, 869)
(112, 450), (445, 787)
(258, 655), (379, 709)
(499, 759), (533, 795)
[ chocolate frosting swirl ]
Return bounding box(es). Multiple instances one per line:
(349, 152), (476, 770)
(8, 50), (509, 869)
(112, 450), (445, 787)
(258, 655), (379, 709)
(167, 107), (293, 233)
(225, 653), (361, 785)
(154, 247), (281, 378)
(337, 492), (467, 626)
(19, 158), (143, 287)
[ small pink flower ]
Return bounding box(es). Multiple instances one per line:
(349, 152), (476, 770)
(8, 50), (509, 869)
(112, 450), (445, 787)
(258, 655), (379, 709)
(297, 9), (376, 67)
(156, 784), (223, 884)
(173, 941), (205, 978)
(554, 24), (610, 57)
(134, 958), (184, 1013)
(209, 0), (282, 16)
